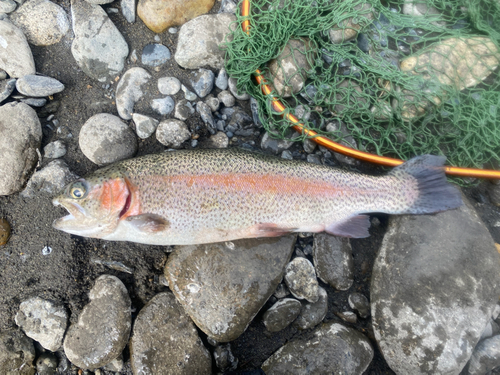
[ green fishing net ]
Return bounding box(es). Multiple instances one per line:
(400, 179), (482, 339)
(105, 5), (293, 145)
(224, 0), (500, 172)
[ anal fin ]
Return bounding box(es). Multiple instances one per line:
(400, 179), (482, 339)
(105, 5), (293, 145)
(325, 215), (371, 238)
(124, 213), (170, 233)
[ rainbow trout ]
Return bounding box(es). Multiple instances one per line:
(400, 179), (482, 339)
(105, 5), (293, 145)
(53, 148), (462, 245)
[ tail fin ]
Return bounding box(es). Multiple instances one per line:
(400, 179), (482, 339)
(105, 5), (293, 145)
(389, 155), (463, 214)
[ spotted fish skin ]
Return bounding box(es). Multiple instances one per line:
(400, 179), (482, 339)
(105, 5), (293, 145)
(52, 148), (462, 245)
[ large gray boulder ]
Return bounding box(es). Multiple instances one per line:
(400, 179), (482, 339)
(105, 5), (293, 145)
(371, 196), (500, 374)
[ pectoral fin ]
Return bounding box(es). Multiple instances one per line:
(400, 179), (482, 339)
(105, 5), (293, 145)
(325, 215), (370, 238)
(124, 214), (170, 233)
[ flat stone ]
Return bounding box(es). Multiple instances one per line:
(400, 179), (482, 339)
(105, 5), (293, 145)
(313, 233), (354, 290)
(263, 298), (302, 332)
(175, 13), (236, 69)
(21, 160), (78, 198)
(116, 67), (152, 120)
(130, 292), (212, 374)
(0, 20), (36, 77)
(284, 257), (320, 303)
(165, 236), (296, 342)
(20, 97), (46, 107)
(84, 0), (113, 4)
(132, 113), (159, 139)
(158, 76), (181, 95)
(141, 43), (170, 67)
(0, 78), (15, 102)
(190, 68), (214, 98)
(156, 119), (190, 148)
(0, 102), (41, 195)
(371, 196), (500, 374)
(262, 321), (374, 374)
(16, 74), (64, 97)
(138, 0), (215, 33)
(71, 0), (129, 82)
(79, 113), (137, 165)
(9, 0), (70, 46)
(15, 297), (68, 352)
(0, 328), (35, 375)
(63, 275), (131, 370)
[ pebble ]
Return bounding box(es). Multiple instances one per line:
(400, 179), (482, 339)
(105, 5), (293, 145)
(36, 352), (58, 375)
(294, 286), (328, 330)
(329, 3), (374, 43)
(313, 233), (354, 290)
(63, 275), (131, 370)
(116, 67), (152, 120)
(175, 13), (236, 69)
(121, 0), (135, 23)
(0, 102), (41, 195)
(141, 43), (171, 67)
(0, 218), (11, 246)
(260, 130), (294, 155)
(156, 119), (191, 148)
(0, 0), (16, 13)
(307, 154), (322, 165)
(284, 257), (320, 303)
(158, 76), (181, 95)
(467, 335), (500, 375)
(262, 322), (374, 374)
(303, 138), (316, 153)
(0, 20), (36, 77)
(263, 298), (302, 332)
(21, 160), (78, 198)
(214, 343), (238, 372)
(190, 68), (214, 98)
(15, 297), (68, 352)
(0, 329), (36, 374)
(348, 292), (370, 318)
(43, 140), (66, 159)
(164, 236), (296, 342)
(71, 0), (129, 82)
(151, 96), (174, 115)
(79, 113), (137, 165)
(130, 292), (212, 374)
(228, 77), (250, 100)
(215, 67), (228, 90)
(218, 0), (236, 13)
(174, 99), (195, 121)
(181, 84), (197, 101)
(16, 74), (64, 97)
(336, 311), (358, 324)
(205, 96), (220, 112)
(10, 0), (70, 46)
(20, 97), (47, 107)
(326, 121), (359, 166)
(0, 78), (16, 102)
(250, 97), (263, 127)
(217, 90), (235, 107)
(205, 131), (229, 148)
(132, 113), (159, 139)
(168, 27), (177, 34)
(372, 196), (500, 374)
(281, 150), (293, 160)
(197, 101), (216, 133)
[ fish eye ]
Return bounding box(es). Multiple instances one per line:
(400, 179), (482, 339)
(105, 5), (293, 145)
(69, 181), (88, 199)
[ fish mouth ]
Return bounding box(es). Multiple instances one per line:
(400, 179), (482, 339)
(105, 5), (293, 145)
(52, 198), (87, 231)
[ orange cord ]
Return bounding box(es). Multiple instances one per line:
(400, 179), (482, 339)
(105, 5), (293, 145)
(240, 0), (500, 179)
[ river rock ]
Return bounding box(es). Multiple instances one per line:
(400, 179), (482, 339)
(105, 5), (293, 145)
(141, 43), (170, 67)
(158, 76), (181, 95)
(36, 353), (57, 375)
(15, 297), (68, 352)
(21, 160), (77, 198)
(0, 0), (16, 13)
(175, 13), (236, 69)
(260, 130), (294, 155)
(43, 140), (66, 159)
(214, 343), (238, 372)
(329, 2), (374, 44)
(79, 113), (137, 165)
(348, 292), (370, 319)
(263, 298), (302, 332)
(151, 96), (174, 115)
(63, 275), (131, 370)
(174, 99), (195, 121)
(204, 131), (228, 148)
(313, 233), (354, 290)
(71, 0), (129, 82)
(284, 257), (319, 303)
(116, 67), (152, 120)
(294, 286), (328, 330)
(0, 328), (35, 375)
(228, 77), (250, 100)
(156, 119), (190, 148)
(215, 67), (228, 90)
(268, 38), (317, 98)
(197, 101), (215, 133)
(9, 0), (70, 46)
(132, 113), (159, 139)
(218, 90), (235, 107)
(15, 75), (64, 97)
(165, 236), (296, 342)
(371, 196), (500, 374)
(466, 335), (500, 375)
(138, 0), (215, 33)
(0, 20), (36, 77)
(130, 292), (212, 374)
(190, 68), (214, 98)
(262, 321), (374, 374)
(0, 102), (41, 195)
(0, 78), (16, 102)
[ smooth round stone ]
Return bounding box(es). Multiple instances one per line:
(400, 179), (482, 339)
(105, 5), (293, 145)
(79, 113), (137, 165)
(43, 140), (66, 159)
(190, 68), (214, 98)
(205, 131), (228, 148)
(130, 293), (212, 375)
(217, 90), (235, 107)
(20, 97), (47, 107)
(15, 297), (68, 352)
(0, 20), (36, 78)
(158, 76), (181, 95)
(116, 67), (152, 120)
(205, 96), (219, 112)
(63, 275), (131, 370)
(263, 298), (302, 332)
(16, 75), (64, 97)
(156, 119), (190, 148)
(0, 329), (35, 374)
(141, 43), (171, 67)
(151, 96), (174, 115)
(84, 0), (113, 4)
(0, 0), (16, 13)
(284, 257), (320, 303)
(9, 0), (70, 46)
(228, 77), (250, 100)
(348, 292), (370, 318)
(132, 113), (159, 139)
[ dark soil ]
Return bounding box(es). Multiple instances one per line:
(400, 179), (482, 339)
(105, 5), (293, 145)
(1, 0), (499, 374)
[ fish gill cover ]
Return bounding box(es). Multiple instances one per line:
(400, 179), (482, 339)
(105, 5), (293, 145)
(224, 0), (500, 182)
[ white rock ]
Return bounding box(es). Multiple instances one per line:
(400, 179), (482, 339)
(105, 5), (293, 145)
(115, 67), (151, 120)
(0, 20), (36, 77)
(132, 113), (158, 139)
(156, 119), (190, 148)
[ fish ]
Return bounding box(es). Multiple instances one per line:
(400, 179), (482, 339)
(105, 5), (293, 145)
(52, 148), (462, 245)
